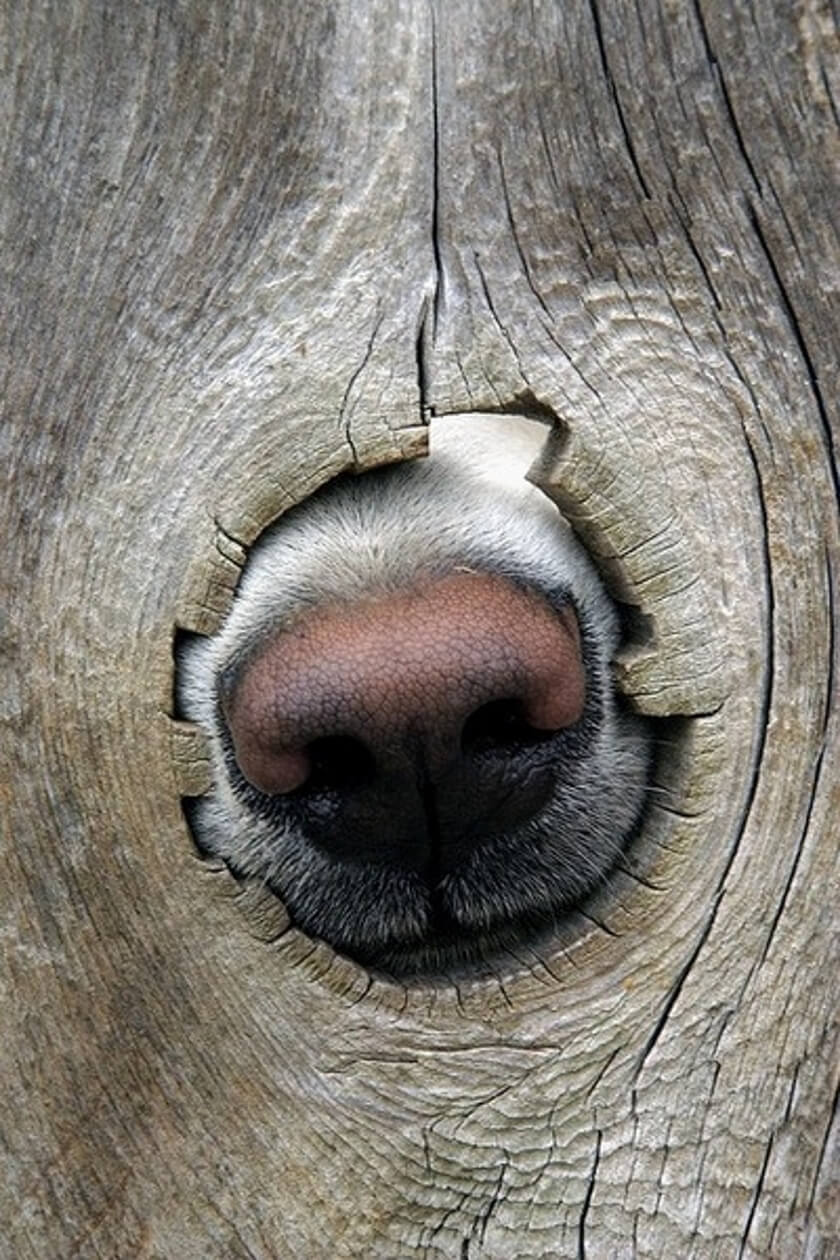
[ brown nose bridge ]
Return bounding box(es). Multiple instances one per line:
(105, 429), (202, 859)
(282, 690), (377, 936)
(223, 572), (586, 796)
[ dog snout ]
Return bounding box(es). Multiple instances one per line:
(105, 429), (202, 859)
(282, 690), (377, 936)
(222, 571), (585, 878)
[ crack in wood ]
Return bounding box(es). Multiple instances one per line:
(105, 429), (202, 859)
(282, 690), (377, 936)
(577, 1128), (603, 1260)
(748, 199), (840, 507)
(690, 0), (762, 194)
(588, 0), (652, 199)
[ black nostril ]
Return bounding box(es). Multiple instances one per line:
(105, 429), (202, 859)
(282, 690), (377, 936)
(461, 698), (556, 753)
(302, 735), (376, 794)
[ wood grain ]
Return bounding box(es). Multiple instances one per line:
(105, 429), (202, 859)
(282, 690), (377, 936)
(2, 1), (837, 1256)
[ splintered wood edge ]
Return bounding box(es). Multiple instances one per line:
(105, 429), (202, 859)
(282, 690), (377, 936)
(169, 719), (213, 797)
(175, 421), (429, 637)
(166, 411), (727, 984)
(529, 424), (728, 717)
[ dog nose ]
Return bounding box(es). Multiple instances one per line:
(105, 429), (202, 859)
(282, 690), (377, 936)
(222, 571), (585, 875)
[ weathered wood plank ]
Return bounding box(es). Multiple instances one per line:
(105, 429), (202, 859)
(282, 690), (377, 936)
(1, 1), (837, 1256)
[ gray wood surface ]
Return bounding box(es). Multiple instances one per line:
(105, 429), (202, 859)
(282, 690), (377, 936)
(2, 2), (837, 1256)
